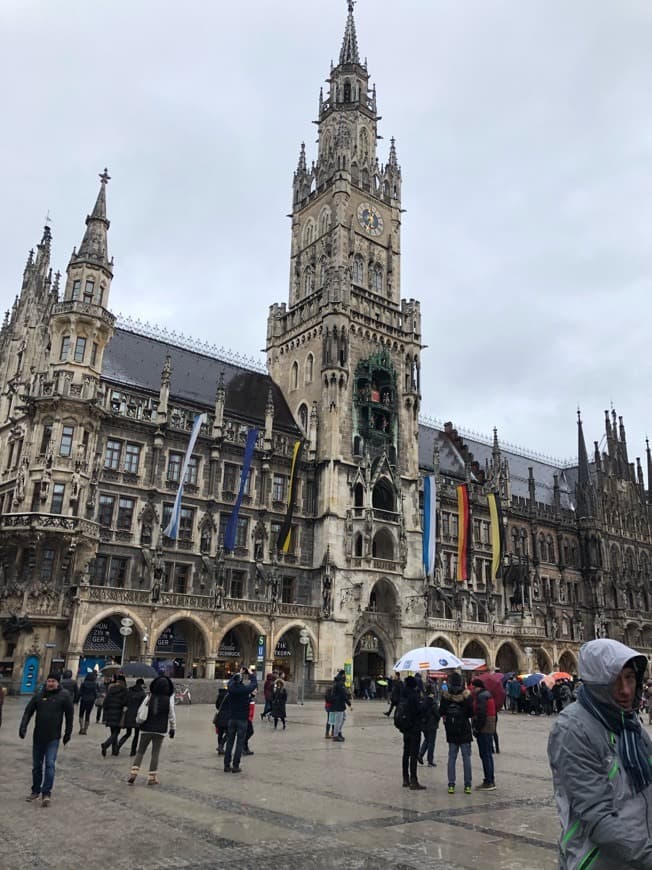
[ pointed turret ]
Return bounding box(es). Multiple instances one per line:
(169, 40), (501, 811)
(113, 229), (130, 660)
(576, 410), (595, 519)
(339, 1), (360, 65)
(72, 169), (112, 276)
(646, 438), (652, 503)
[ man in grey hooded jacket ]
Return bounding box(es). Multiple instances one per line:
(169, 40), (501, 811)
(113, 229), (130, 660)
(548, 638), (652, 869)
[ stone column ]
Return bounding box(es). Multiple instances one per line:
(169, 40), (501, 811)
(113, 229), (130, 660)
(205, 658), (216, 680)
(66, 649), (82, 678)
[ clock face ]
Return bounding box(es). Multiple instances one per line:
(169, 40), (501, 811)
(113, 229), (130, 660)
(357, 202), (384, 237)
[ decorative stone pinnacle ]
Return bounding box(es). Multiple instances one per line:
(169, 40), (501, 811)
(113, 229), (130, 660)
(99, 167), (111, 185)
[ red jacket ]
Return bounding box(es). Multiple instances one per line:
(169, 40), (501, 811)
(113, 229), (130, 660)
(472, 689), (497, 735)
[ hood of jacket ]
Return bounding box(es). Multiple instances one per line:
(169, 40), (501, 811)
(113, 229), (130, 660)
(579, 639), (647, 687)
(442, 688), (470, 703)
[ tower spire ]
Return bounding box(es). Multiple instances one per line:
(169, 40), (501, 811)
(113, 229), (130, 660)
(73, 168), (112, 276)
(576, 409), (595, 519)
(339, 0), (360, 66)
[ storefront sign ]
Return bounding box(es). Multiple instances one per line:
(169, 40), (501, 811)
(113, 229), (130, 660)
(274, 637), (292, 658)
(155, 624), (188, 654)
(84, 620), (122, 653)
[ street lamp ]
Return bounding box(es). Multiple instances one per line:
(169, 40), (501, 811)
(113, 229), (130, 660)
(299, 627), (309, 705)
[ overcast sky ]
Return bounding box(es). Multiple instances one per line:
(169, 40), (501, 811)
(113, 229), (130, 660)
(1, 0), (650, 466)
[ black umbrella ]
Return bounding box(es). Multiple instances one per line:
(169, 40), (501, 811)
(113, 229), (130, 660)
(120, 662), (159, 679)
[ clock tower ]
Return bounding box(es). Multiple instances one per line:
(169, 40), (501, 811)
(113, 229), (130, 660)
(266, 1), (424, 674)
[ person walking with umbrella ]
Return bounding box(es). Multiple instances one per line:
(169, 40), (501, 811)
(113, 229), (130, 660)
(128, 675), (176, 786)
(117, 678), (146, 756)
(100, 674), (128, 757)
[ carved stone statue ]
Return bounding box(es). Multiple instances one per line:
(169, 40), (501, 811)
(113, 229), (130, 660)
(322, 573), (332, 618)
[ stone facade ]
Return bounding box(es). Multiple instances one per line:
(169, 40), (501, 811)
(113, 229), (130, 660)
(1, 3), (651, 693)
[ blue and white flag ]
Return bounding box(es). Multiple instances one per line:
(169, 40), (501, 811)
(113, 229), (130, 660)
(422, 474), (436, 578)
(224, 427), (259, 553)
(163, 412), (207, 539)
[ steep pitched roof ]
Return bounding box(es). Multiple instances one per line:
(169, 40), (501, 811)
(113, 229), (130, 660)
(102, 327), (299, 432)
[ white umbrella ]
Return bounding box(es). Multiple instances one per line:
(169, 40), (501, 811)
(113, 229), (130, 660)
(393, 646), (463, 673)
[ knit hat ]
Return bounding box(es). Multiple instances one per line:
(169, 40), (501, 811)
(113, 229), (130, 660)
(46, 672), (60, 682)
(404, 675), (417, 688)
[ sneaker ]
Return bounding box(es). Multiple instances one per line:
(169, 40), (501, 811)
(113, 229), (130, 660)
(447, 785), (455, 794)
(231, 766), (241, 773)
(242, 749), (254, 756)
(41, 796), (50, 807)
(427, 762), (437, 767)
(223, 765), (232, 772)
(25, 793), (40, 802)
(464, 786), (472, 795)
(417, 755), (424, 765)
(476, 782), (496, 791)
(409, 781), (426, 790)
(332, 735), (345, 742)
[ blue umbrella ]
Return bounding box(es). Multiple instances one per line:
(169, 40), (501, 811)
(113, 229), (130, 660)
(523, 672), (545, 688)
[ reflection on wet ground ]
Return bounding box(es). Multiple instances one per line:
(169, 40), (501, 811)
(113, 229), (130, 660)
(1, 698), (561, 869)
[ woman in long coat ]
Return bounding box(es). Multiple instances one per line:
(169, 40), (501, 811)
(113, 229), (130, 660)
(271, 679), (287, 730)
(101, 675), (128, 757)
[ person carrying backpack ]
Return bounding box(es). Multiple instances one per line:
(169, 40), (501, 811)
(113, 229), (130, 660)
(439, 672), (474, 795)
(394, 675), (427, 790)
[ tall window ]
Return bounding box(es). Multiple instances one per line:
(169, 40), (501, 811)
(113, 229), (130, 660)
(71, 279), (81, 300)
(124, 443), (141, 474)
(98, 494), (115, 527)
(298, 403), (308, 432)
(174, 563), (189, 593)
(305, 354), (314, 383)
(39, 423), (53, 455)
(230, 570), (244, 599)
(92, 555), (109, 585)
(235, 517), (249, 549)
(116, 496), (135, 530)
(60, 425), (74, 457)
(74, 337), (86, 363)
(223, 463), (237, 493)
(167, 452), (182, 483)
(90, 342), (98, 367)
(185, 455), (198, 486)
(60, 335), (71, 361)
(40, 548), (56, 582)
(371, 264), (383, 293)
(200, 525), (212, 553)
(270, 521), (282, 553)
(179, 507), (194, 541)
(162, 503), (173, 533)
(282, 576), (295, 604)
(51, 483), (65, 514)
(109, 557), (128, 588)
(291, 361), (299, 390)
(104, 439), (122, 470)
(273, 474), (287, 503)
(83, 279), (94, 303)
(352, 255), (364, 284)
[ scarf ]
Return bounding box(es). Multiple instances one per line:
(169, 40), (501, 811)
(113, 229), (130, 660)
(577, 684), (652, 793)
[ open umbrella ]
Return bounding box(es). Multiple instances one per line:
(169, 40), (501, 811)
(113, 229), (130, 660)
(393, 646), (463, 673)
(101, 663), (122, 676)
(476, 672), (506, 710)
(549, 671), (572, 682)
(523, 672), (545, 688)
(120, 662), (158, 679)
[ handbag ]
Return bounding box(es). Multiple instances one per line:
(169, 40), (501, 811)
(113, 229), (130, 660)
(94, 696), (104, 708)
(136, 694), (150, 726)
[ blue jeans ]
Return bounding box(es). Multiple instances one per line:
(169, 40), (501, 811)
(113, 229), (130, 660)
(332, 711), (345, 737)
(476, 733), (495, 784)
(447, 742), (472, 788)
(32, 739), (59, 796)
(419, 730), (437, 764)
(224, 719), (248, 769)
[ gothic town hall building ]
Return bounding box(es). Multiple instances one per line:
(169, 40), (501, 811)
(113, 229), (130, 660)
(1, 5), (651, 693)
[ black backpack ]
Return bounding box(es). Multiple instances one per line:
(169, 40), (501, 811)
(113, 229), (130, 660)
(393, 697), (413, 733)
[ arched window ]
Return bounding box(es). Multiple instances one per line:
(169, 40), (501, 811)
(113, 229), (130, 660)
(361, 168), (370, 191)
(303, 267), (314, 296)
(512, 528), (520, 555)
(319, 208), (331, 235)
(343, 80), (351, 102)
(354, 533), (363, 557)
(371, 264), (383, 293)
(520, 529), (528, 555)
(352, 255), (364, 284)
(291, 361), (299, 390)
(298, 403), (308, 432)
(303, 221), (314, 246)
(319, 258), (327, 288)
(354, 482), (364, 508)
(305, 353), (314, 384)
(539, 534), (547, 562)
(547, 535), (555, 563)
(353, 435), (362, 456)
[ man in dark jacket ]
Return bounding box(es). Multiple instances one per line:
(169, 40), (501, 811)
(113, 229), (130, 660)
(78, 672), (98, 734)
(331, 670), (352, 741)
(399, 675), (427, 790)
(384, 672), (402, 717)
(60, 669), (79, 705)
(223, 668), (257, 773)
(418, 682), (440, 767)
(117, 678), (146, 756)
(19, 672), (73, 806)
(471, 678), (497, 790)
(439, 672), (474, 794)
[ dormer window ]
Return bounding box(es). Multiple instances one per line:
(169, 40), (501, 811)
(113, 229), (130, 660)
(71, 279), (81, 301)
(83, 279), (94, 303)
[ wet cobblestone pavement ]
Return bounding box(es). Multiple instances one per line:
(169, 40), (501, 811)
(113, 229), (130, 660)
(1, 698), (561, 869)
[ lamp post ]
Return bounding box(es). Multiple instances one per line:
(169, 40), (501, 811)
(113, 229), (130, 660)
(119, 618), (133, 665)
(299, 628), (309, 705)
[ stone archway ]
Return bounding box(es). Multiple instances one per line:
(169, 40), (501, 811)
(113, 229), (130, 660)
(78, 610), (144, 672)
(429, 635), (456, 654)
(535, 647), (553, 673)
(214, 619), (264, 679)
(462, 638), (489, 664)
(495, 642), (520, 674)
(153, 617), (208, 679)
(558, 649), (578, 675)
(353, 629), (388, 694)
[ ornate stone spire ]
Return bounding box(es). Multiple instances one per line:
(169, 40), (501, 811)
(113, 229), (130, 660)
(339, 0), (360, 65)
(72, 168), (112, 276)
(576, 410), (595, 519)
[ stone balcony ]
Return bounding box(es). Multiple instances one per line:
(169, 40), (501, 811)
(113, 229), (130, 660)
(1, 513), (100, 540)
(83, 585), (321, 619)
(426, 616), (547, 639)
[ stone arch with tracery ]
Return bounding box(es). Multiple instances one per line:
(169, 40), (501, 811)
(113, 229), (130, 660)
(495, 641), (520, 674)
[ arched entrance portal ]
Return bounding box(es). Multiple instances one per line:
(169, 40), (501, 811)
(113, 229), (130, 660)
(430, 636), (455, 653)
(495, 642), (519, 674)
(535, 648), (552, 673)
(462, 639), (488, 665)
(154, 619), (206, 678)
(216, 623), (260, 678)
(79, 615), (142, 674)
(558, 650), (578, 676)
(354, 630), (387, 690)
